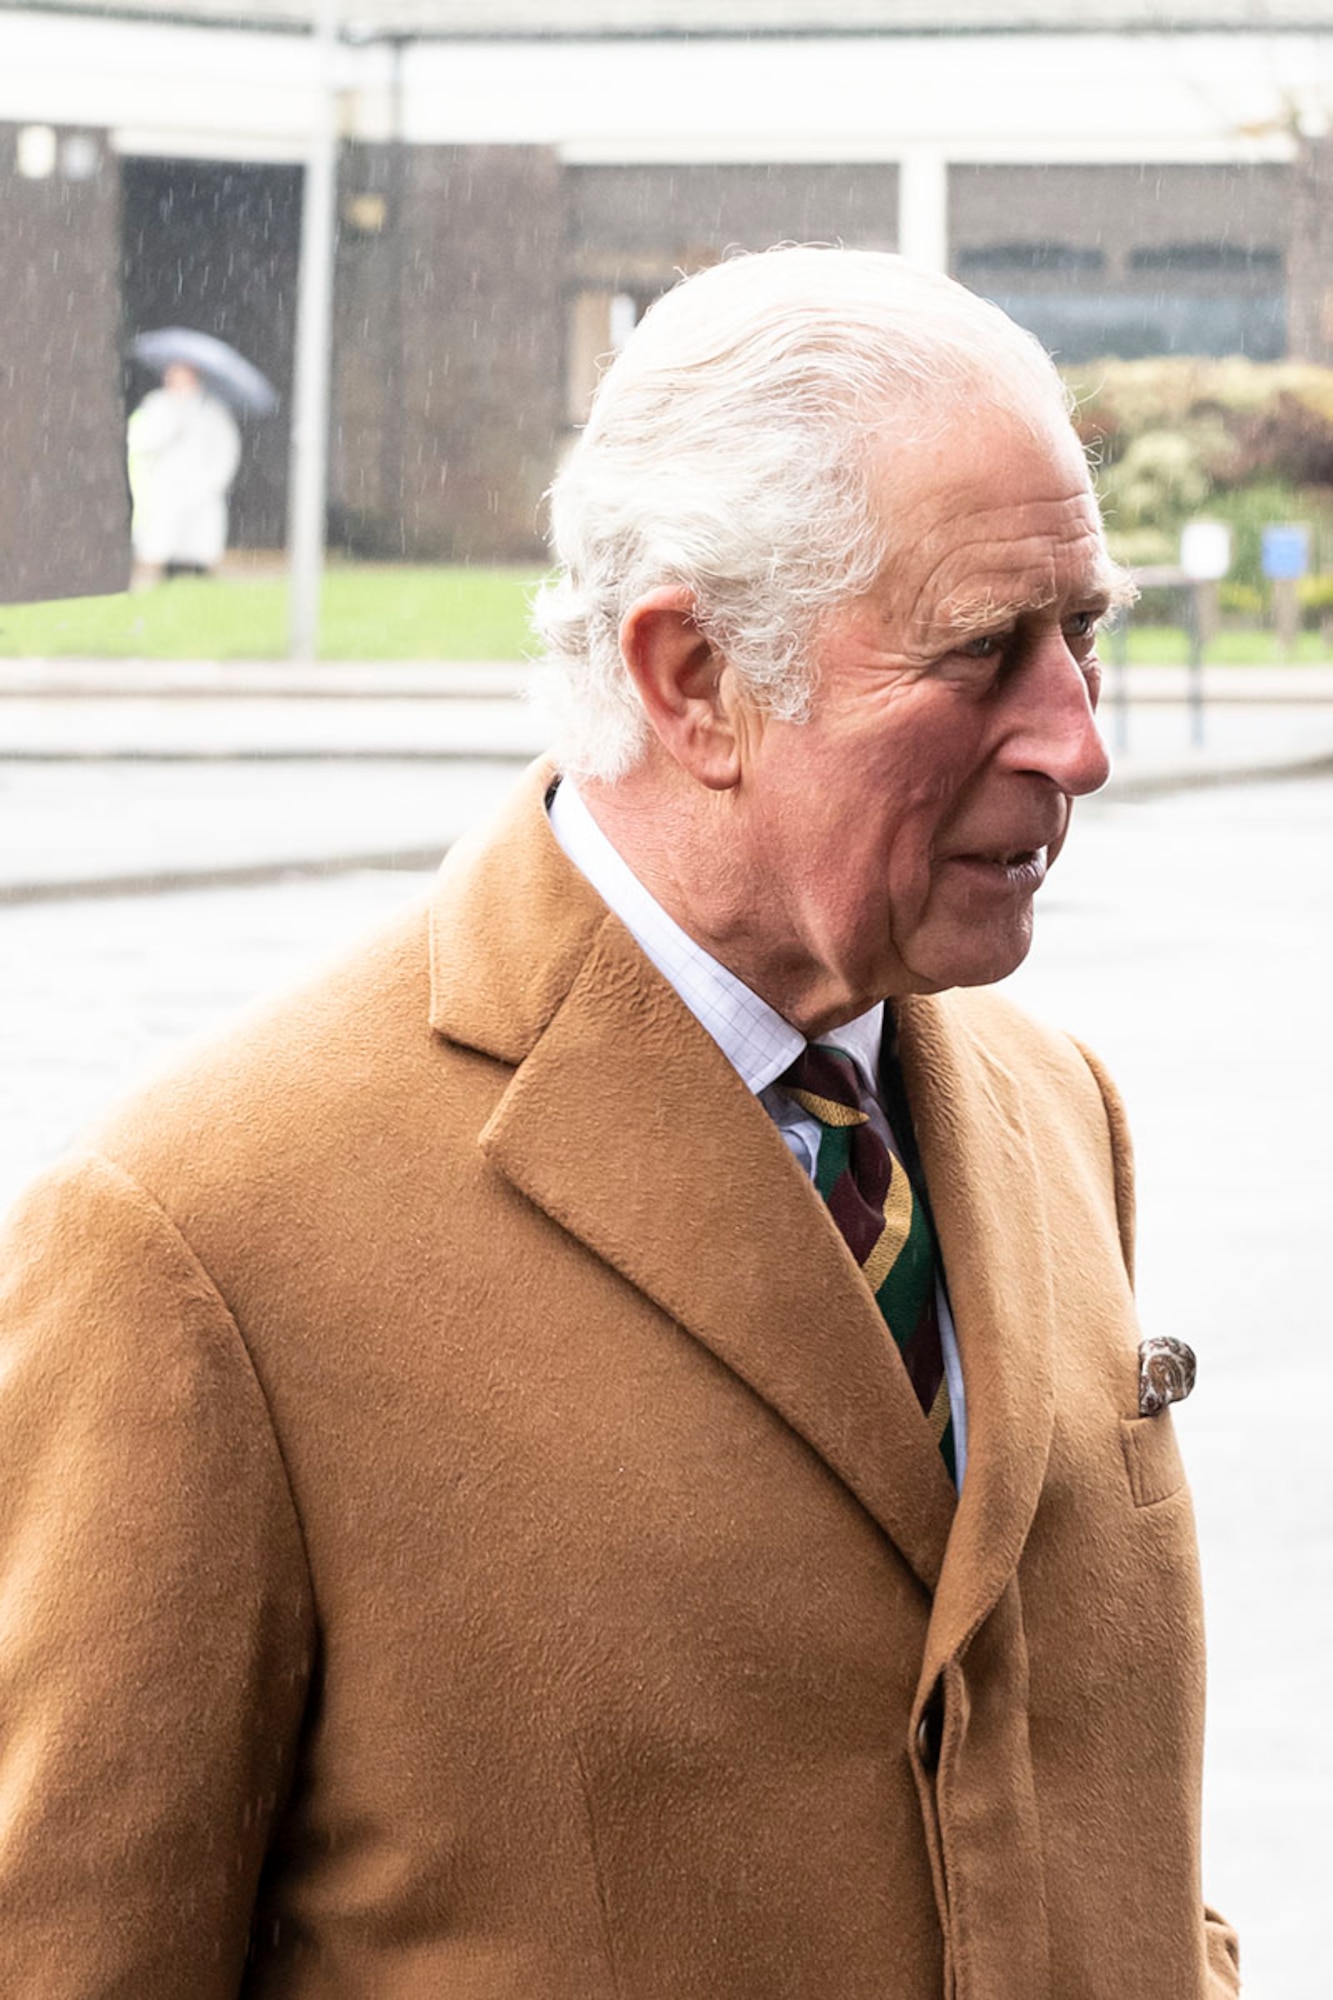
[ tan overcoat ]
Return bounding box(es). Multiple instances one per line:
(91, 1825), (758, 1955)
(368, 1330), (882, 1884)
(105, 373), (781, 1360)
(0, 762), (1240, 1998)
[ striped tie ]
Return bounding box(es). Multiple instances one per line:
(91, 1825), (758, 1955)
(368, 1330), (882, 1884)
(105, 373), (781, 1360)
(780, 1042), (955, 1481)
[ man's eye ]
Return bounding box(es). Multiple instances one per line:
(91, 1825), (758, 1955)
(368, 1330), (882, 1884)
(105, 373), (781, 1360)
(1066, 610), (1099, 646)
(957, 633), (1005, 659)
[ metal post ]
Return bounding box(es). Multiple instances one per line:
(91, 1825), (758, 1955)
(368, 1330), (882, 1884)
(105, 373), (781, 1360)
(1186, 582), (1205, 748)
(897, 148), (949, 271)
(380, 35), (408, 554)
(1110, 607), (1130, 756)
(287, 0), (340, 661)
(1273, 575), (1300, 662)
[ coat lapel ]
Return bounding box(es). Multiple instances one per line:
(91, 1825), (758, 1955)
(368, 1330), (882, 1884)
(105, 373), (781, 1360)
(429, 767), (1056, 1622)
(896, 994), (1057, 1677)
(430, 764), (954, 1593)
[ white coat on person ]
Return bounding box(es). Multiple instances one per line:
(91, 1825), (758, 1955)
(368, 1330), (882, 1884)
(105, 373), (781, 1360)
(128, 365), (241, 572)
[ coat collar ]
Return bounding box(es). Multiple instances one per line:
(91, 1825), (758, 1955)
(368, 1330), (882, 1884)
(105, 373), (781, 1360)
(428, 759), (605, 1065)
(431, 762), (1055, 1644)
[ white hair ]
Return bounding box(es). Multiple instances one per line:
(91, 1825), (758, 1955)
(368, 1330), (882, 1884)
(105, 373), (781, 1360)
(533, 245), (1077, 782)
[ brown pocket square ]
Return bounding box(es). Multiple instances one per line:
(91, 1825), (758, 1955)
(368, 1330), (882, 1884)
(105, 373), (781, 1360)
(1138, 1337), (1196, 1417)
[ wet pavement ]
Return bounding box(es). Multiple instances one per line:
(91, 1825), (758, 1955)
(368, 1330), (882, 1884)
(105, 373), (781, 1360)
(3, 659), (1332, 899)
(1, 671), (1329, 1998)
(1, 756), (523, 895)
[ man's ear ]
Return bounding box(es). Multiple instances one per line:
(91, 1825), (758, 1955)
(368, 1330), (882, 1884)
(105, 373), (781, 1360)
(619, 586), (742, 791)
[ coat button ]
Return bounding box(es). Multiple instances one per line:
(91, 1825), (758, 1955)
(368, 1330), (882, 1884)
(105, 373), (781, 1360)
(916, 1688), (943, 1774)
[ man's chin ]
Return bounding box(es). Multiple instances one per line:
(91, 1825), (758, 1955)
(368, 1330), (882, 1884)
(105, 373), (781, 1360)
(901, 916), (1036, 995)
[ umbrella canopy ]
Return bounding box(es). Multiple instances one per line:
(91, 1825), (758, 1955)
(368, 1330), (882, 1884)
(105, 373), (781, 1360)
(129, 327), (279, 419)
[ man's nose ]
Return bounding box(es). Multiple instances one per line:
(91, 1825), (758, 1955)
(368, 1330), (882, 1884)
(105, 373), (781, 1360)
(1010, 632), (1111, 799)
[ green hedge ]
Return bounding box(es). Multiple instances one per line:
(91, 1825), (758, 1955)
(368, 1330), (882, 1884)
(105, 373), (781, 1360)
(1063, 357), (1333, 590)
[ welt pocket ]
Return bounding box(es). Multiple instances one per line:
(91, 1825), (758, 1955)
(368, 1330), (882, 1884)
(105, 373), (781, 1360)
(1119, 1412), (1187, 1508)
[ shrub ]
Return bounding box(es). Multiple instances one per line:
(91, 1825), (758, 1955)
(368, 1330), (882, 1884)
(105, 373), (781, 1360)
(1298, 574), (1333, 627)
(1069, 358), (1333, 588)
(1219, 579), (1265, 618)
(1097, 429), (1212, 533)
(1102, 525), (1177, 570)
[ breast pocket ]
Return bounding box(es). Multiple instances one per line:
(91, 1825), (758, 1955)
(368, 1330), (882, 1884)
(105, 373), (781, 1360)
(1119, 1412), (1187, 1508)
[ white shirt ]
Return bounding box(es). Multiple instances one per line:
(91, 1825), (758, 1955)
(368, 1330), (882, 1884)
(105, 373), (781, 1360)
(548, 778), (967, 1484)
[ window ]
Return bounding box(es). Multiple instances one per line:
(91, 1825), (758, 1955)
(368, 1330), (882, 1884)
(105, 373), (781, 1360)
(1128, 243), (1283, 274)
(957, 241), (1106, 276)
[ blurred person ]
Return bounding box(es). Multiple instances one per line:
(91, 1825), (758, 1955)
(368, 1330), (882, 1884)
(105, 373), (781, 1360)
(127, 359), (241, 579)
(0, 248), (1239, 1999)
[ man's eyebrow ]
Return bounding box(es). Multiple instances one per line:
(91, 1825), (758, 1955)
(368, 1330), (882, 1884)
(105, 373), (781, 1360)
(932, 588), (1044, 636)
(935, 563), (1136, 637)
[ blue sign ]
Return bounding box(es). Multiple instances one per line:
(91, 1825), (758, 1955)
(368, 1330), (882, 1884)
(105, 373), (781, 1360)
(1261, 525), (1311, 581)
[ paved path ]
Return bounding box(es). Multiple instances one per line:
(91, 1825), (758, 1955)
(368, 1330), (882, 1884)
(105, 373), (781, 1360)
(4, 662), (1333, 902)
(1, 758), (523, 900)
(0, 660), (533, 697)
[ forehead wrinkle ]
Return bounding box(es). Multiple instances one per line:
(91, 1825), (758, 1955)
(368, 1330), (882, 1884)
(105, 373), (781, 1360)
(905, 517), (1110, 637)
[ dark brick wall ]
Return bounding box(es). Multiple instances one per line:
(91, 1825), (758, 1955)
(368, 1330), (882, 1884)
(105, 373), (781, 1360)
(567, 160), (901, 293)
(0, 123), (130, 605)
(332, 142), (566, 561)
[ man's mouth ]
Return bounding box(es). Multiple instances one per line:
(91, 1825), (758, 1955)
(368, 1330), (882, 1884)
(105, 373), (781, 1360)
(946, 845), (1049, 887)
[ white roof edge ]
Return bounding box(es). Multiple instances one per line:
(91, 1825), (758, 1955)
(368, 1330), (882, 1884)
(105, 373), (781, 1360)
(9, 0), (1333, 35)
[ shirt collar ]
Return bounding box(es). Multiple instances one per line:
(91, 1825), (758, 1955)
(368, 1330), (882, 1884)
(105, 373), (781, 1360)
(817, 1003), (888, 1103)
(548, 777), (884, 1098)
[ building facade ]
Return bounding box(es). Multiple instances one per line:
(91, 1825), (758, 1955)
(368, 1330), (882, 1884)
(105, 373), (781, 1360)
(2, 3), (1331, 561)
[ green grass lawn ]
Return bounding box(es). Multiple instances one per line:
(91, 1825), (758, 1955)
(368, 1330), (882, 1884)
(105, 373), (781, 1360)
(1, 561), (1330, 665)
(0, 564), (545, 661)
(1111, 625), (1333, 666)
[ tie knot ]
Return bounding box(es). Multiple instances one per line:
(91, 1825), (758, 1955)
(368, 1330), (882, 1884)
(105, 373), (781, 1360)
(778, 1043), (868, 1129)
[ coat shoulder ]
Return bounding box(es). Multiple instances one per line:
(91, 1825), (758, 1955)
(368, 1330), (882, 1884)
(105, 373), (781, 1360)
(934, 983), (1115, 1102)
(80, 890), (451, 1216)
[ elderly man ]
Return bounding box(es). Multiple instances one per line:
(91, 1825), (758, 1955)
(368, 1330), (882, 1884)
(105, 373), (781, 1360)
(0, 249), (1238, 1999)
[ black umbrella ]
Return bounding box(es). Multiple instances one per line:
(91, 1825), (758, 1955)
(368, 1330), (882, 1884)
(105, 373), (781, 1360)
(129, 327), (279, 419)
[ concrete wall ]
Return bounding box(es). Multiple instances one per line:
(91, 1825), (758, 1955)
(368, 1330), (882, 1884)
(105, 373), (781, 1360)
(566, 160), (902, 290)
(564, 158), (1295, 384)
(950, 162), (1292, 361)
(0, 122), (130, 604)
(561, 161), (902, 420)
(1287, 136), (1333, 367)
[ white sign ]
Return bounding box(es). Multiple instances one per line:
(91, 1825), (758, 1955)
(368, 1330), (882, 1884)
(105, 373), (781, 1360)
(16, 126), (56, 181)
(1180, 520), (1232, 582)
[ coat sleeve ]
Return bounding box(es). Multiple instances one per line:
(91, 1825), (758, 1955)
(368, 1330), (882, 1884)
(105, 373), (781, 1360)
(1075, 1042), (1243, 2000)
(0, 1153), (315, 1999)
